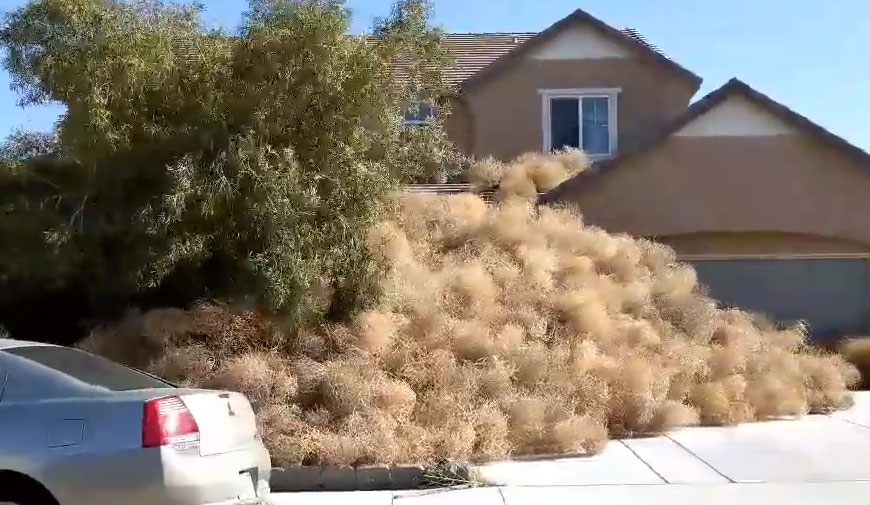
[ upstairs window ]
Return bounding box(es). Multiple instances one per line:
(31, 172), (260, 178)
(541, 89), (619, 158)
(404, 97), (437, 127)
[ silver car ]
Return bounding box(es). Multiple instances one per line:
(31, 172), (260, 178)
(0, 339), (271, 505)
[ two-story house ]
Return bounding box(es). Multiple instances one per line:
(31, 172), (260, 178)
(424, 8), (870, 339)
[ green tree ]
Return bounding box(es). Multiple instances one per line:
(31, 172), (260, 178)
(0, 0), (458, 342)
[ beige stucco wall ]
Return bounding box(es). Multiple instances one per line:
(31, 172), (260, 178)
(457, 58), (697, 160)
(443, 96), (474, 155)
(558, 134), (870, 253)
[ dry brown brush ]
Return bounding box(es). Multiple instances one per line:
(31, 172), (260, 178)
(83, 149), (858, 466)
(840, 338), (870, 389)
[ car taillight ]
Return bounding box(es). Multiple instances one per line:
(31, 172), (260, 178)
(142, 395), (200, 449)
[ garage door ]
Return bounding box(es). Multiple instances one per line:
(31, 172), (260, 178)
(689, 257), (870, 339)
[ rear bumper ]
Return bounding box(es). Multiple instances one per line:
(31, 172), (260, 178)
(161, 442), (272, 505)
(40, 442), (271, 505)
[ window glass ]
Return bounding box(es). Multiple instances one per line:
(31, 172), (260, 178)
(3, 346), (173, 391)
(405, 99), (436, 125)
(582, 97), (610, 155)
(550, 98), (580, 151)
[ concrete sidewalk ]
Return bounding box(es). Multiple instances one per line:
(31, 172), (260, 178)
(271, 392), (870, 504)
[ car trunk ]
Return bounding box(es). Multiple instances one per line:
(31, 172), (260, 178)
(180, 391), (258, 456)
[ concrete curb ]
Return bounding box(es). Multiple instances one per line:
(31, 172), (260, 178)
(270, 464), (426, 492)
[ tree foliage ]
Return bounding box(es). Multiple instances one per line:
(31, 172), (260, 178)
(0, 0), (459, 342)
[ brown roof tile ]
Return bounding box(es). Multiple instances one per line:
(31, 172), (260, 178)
(620, 28), (667, 58)
(441, 33), (536, 85)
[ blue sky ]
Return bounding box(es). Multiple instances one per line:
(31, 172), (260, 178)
(1, 0), (868, 150)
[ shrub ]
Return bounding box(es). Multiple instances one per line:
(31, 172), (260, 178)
(0, 0), (457, 342)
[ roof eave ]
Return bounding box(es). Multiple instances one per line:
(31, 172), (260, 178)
(540, 77), (870, 205)
(460, 8), (702, 94)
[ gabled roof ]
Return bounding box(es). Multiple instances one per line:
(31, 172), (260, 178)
(459, 8), (702, 92)
(366, 32), (535, 87)
(540, 78), (870, 204)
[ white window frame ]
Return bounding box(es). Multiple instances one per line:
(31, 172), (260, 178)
(540, 88), (620, 160)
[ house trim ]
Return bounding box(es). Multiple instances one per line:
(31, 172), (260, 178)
(678, 253), (870, 261)
(460, 9), (702, 93)
(539, 88), (621, 160)
(539, 78), (870, 204)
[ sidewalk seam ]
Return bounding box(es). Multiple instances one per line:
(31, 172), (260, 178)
(496, 486), (508, 505)
(830, 415), (870, 431)
(663, 434), (736, 484)
(618, 440), (669, 484)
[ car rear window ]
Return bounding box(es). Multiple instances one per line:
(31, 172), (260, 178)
(3, 346), (174, 391)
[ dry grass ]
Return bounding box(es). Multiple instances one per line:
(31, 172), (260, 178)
(84, 151), (857, 466)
